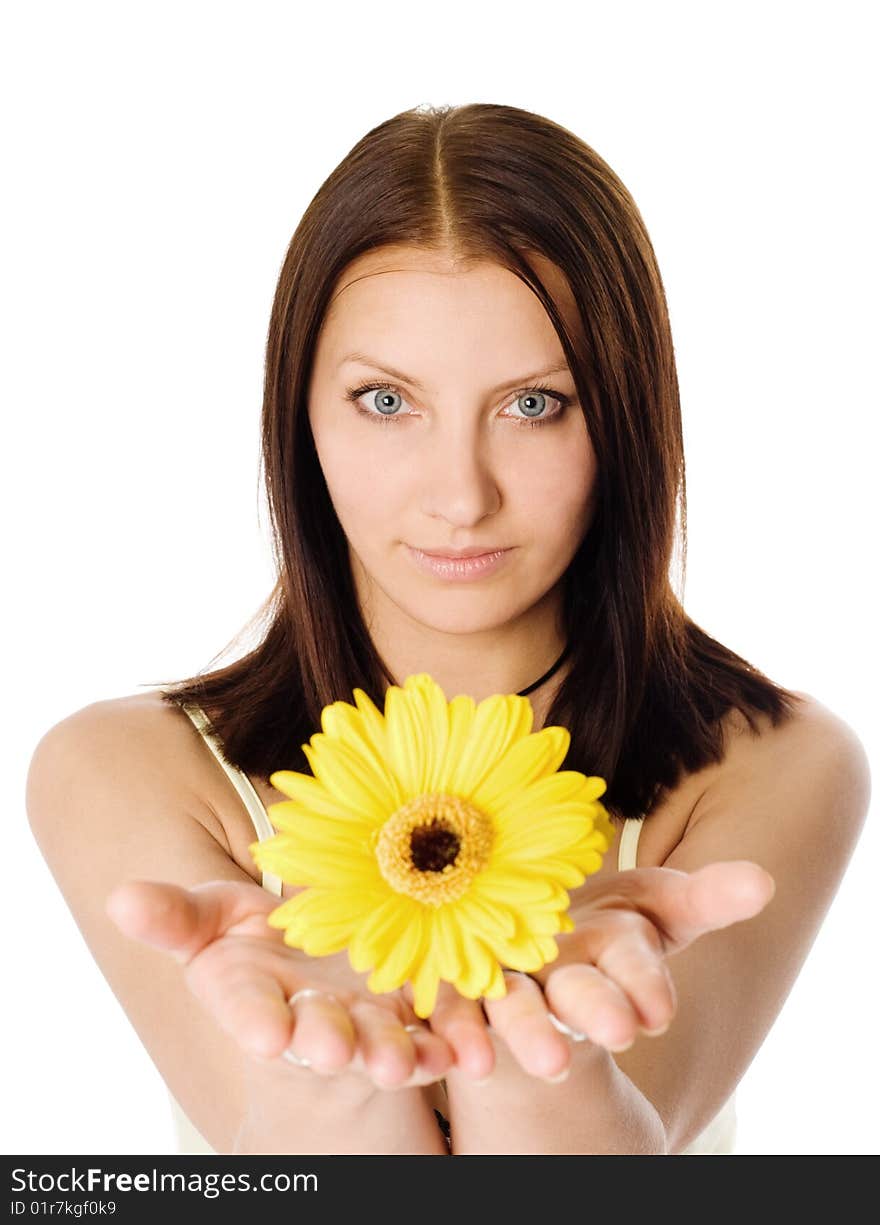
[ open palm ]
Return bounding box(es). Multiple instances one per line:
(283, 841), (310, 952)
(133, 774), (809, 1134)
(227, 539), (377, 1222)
(105, 877), (454, 1089)
(106, 858), (773, 1089)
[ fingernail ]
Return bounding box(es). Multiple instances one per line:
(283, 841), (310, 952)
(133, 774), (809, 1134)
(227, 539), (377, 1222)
(543, 1067), (571, 1084)
(608, 1038), (635, 1051)
(642, 1022), (669, 1037)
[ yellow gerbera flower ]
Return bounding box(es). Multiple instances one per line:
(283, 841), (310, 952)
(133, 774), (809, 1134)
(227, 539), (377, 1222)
(250, 673), (615, 1018)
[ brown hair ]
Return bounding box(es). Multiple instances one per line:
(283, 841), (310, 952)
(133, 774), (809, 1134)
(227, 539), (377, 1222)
(148, 102), (804, 821)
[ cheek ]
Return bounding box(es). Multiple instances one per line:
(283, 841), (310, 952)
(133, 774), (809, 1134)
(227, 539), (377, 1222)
(313, 431), (402, 545)
(521, 436), (597, 529)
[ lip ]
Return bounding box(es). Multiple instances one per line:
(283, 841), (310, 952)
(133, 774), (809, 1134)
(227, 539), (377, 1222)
(405, 544), (513, 581)
(417, 546), (509, 559)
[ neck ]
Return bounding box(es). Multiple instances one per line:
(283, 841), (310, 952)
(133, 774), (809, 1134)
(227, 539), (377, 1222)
(516, 640), (571, 696)
(356, 552), (571, 706)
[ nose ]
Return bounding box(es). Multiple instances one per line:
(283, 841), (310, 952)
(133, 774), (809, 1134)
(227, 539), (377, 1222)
(417, 425), (502, 525)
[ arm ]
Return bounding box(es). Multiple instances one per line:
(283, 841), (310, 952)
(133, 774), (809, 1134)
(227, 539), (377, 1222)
(443, 695), (871, 1154)
(26, 700), (450, 1155)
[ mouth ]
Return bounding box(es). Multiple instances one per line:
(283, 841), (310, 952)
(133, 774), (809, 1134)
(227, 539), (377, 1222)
(411, 546), (511, 560)
(404, 545), (514, 581)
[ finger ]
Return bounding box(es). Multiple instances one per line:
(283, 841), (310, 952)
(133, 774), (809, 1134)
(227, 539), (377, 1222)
(421, 980), (496, 1083)
(685, 861), (776, 936)
(593, 923), (677, 1036)
(402, 1023), (458, 1085)
(482, 971), (572, 1082)
(105, 879), (278, 965)
(187, 955), (305, 1061)
(581, 861), (776, 954)
(347, 999), (429, 1089)
(285, 1005), (452, 1091)
(283, 989), (359, 1075)
(542, 961), (648, 1050)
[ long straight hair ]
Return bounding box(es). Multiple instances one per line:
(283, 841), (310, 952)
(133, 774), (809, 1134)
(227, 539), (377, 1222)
(149, 102), (804, 821)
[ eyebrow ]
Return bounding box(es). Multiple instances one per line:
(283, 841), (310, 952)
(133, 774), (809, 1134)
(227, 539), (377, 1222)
(339, 352), (571, 393)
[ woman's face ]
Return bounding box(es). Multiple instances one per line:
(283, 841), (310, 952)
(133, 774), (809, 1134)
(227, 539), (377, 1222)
(306, 245), (598, 647)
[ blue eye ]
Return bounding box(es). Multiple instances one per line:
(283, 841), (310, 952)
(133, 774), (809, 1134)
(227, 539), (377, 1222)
(515, 390), (551, 422)
(343, 382), (571, 429)
(365, 388), (405, 418)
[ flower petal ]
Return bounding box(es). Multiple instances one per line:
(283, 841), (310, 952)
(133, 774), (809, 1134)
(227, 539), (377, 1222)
(518, 908), (568, 935)
(535, 934), (561, 963)
(299, 918), (363, 956)
(453, 891), (518, 942)
(489, 771), (605, 827)
(491, 814), (593, 859)
(264, 887), (326, 930)
(263, 802), (374, 844)
(481, 958), (508, 1000)
(435, 693), (476, 790)
(409, 675), (451, 795)
(410, 950), (442, 1019)
(433, 905), (465, 981)
(491, 932), (550, 973)
(470, 725), (570, 811)
(351, 686), (393, 760)
(302, 734), (396, 823)
(268, 770), (369, 822)
(347, 893), (419, 973)
(251, 835), (381, 888)
(266, 884), (387, 937)
(455, 926), (497, 999)
(491, 856), (586, 889)
(319, 698), (404, 804)
(387, 675), (450, 797)
(367, 906), (427, 993)
(384, 681), (429, 799)
(447, 694), (534, 797)
(471, 869), (564, 906)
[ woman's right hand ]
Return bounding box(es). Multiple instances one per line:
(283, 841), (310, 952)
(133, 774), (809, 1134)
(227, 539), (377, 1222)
(104, 877), (456, 1096)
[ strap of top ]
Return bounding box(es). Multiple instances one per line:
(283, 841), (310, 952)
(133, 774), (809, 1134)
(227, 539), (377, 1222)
(617, 816), (645, 872)
(179, 702), (283, 896)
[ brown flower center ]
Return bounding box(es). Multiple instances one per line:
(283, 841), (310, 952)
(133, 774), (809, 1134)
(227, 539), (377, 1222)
(372, 793), (495, 905)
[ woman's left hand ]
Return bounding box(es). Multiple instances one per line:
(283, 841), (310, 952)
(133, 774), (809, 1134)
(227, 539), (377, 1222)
(412, 859), (775, 1084)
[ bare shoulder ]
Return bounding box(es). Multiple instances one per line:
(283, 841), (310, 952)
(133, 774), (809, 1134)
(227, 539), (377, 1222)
(610, 689), (871, 881)
(685, 689), (871, 843)
(27, 690), (258, 874)
(32, 691), (214, 818)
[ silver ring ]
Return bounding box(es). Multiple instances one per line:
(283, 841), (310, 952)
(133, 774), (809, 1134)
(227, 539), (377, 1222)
(281, 1047), (313, 1067)
(289, 986), (338, 1008)
(547, 1011), (589, 1043)
(283, 987), (340, 1068)
(504, 970), (589, 1042)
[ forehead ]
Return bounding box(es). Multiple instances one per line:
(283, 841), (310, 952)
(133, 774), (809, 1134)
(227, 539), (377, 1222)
(319, 245), (580, 352)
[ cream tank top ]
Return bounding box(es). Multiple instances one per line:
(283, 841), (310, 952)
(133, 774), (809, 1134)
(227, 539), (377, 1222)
(168, 702), (737, 1156)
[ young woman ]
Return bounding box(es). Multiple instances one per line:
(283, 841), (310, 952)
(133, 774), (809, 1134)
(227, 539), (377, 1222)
(26, 102), (870, 1156)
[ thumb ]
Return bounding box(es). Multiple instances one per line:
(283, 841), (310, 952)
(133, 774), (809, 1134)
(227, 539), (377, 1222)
(686, 860), (777, 932)
(596, 859), (778, 953)
(105, 878), (276, 966)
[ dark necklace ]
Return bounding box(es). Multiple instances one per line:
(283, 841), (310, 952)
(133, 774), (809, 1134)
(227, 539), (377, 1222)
(516, 641), (572, 697)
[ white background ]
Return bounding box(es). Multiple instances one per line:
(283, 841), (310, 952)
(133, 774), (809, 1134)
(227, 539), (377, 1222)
(3, 1), (877, 1155)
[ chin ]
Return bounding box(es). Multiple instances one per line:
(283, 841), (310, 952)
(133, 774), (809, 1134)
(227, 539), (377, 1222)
(402, 597), (514, 639)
